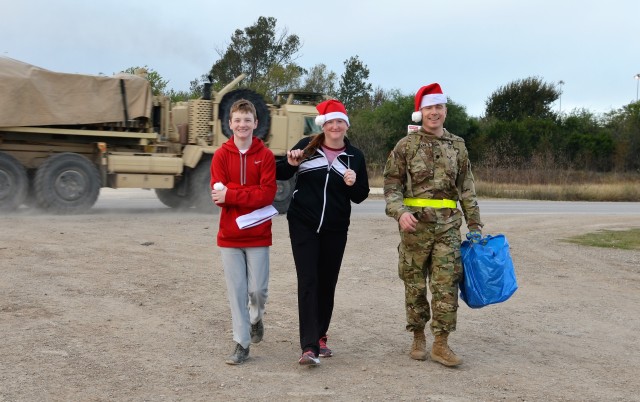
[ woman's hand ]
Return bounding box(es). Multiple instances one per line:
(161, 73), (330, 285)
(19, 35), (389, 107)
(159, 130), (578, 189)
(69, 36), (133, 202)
(287, 149), (304, 166)
(343, 169), (356, 186)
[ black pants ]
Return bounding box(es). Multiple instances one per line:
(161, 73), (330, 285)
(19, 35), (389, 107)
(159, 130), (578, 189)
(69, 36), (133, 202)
(288, 218), (348, 354)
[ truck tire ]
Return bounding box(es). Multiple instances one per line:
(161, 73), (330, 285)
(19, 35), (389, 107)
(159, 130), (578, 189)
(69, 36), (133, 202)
(0, 152), (28, 212)
(34, 153), (101, 214)
(219, 89), (271, 140)
(188, 160), (216, 213)
(155, 187), (192, 209)
(273, 177), (295, 214)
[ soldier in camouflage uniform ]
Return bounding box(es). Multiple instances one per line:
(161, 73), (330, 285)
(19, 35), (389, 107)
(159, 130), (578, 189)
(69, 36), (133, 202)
(383, 83), (483, 367)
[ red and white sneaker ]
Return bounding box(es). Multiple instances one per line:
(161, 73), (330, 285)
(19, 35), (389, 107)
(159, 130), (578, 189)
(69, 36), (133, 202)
(298, 350), (320, 366)
(319, 335), (333, 358)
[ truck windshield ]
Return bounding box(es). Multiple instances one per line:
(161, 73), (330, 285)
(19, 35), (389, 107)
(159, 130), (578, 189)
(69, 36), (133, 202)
(304, 117), (322, 135)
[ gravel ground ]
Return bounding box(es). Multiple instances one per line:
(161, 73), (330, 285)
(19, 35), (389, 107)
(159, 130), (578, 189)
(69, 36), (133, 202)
(1, 202), (639, 401)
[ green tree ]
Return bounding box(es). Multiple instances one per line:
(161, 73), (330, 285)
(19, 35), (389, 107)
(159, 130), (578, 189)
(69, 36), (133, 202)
(188, 75), (209, 99)
(559, 109), (613, 171)
(347, 92), (479, 170)
(604, 101), (640, 171)
(257, 63), (306, 101)
(476, 117), (559, 167)
(485, 77), (560, 121)
(209, 16), (302, 94)
(338, 56), (372, 111)
(302, 64), (337, 96)
(348, 90), (412, 167)
(444, 101), (475, 140)
(360, 86), (392, 110)
(121, 66), (168, 96)
(166, 77), (208, 102)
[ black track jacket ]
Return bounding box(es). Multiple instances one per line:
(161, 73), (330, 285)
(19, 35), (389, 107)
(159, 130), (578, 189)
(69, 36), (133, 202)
(276, 137), (370, 233)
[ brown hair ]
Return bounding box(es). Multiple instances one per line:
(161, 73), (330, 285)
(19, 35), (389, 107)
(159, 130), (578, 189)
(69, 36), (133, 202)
(302, 132), (326, 158)
(230, 99), (257, 120)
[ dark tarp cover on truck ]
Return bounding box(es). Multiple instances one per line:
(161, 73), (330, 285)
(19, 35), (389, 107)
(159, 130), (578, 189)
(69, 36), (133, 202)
(0, 57), (153, 127)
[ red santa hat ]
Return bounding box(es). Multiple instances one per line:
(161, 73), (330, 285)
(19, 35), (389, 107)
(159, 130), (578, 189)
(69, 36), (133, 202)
(411, 83), (447, 122)
(315, 99), (350, 127)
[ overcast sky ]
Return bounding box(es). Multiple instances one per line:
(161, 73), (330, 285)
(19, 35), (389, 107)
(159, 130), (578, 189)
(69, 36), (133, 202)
(3, 0), (639, 117)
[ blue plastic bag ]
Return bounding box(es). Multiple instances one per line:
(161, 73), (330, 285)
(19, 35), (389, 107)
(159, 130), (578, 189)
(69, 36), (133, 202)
(460, 234), (518, 308)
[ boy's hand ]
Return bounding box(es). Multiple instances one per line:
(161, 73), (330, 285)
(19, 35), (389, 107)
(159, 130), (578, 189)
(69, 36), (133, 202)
(211, 187), (227, 204)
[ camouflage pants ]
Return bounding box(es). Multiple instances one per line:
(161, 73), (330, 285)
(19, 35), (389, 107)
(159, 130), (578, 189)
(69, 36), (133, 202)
(397, 219), (462, 335)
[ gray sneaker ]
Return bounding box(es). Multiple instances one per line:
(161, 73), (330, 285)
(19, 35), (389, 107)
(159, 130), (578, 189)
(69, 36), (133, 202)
(225, 343), (249, 365)
(251, 320), (264, 344)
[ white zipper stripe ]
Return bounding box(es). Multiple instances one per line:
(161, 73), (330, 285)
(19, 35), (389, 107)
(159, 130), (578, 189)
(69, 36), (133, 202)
(317, 171), (329, 233)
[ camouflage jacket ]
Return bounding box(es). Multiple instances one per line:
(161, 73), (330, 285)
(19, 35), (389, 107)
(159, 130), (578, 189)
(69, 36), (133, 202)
(383, 126), (483, 230)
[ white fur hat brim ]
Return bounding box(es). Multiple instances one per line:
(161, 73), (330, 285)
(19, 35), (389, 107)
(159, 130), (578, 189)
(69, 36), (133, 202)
(420, 93), (447, 109)
(315, 111), (350, 127)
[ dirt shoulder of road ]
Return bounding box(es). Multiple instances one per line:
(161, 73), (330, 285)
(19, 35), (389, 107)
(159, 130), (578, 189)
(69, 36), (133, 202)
(1, 207), (639, 401)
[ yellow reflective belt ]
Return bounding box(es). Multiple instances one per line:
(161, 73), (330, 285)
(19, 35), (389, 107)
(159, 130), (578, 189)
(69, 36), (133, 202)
(403, 198), (457, 208)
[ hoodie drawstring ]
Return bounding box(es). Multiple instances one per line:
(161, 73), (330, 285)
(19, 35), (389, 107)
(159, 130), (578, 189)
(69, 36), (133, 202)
(239, 151), (246, 185)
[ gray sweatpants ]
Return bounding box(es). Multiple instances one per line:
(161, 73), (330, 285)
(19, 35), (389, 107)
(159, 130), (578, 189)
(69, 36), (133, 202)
(220, 246), (270, 349)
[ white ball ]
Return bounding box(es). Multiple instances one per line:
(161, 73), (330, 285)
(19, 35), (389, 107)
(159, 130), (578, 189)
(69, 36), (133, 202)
(213, 182), (225, 191)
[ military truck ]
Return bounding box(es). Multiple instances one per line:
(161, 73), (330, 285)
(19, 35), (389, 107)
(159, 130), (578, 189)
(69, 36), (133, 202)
(0, 57), (325, 214)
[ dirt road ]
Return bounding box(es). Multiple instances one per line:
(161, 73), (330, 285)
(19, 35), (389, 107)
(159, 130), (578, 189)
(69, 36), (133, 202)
(1, 204), (639, 401)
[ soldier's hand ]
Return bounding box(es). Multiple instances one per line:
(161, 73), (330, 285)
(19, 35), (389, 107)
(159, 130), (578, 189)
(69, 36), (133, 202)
(399, 212), (418, 233)
(466, 230), (482, 243)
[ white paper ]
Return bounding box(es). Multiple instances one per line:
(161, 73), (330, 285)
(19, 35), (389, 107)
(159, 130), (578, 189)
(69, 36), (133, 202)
(235, 205), (279, 229)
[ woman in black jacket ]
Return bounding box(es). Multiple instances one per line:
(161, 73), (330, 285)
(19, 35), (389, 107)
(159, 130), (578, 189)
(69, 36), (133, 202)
(276, 99), (370, 366)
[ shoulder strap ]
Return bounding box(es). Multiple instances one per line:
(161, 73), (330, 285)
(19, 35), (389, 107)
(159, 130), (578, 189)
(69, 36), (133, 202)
(405, 133), (421, 159)
(404, 133), (422, 197)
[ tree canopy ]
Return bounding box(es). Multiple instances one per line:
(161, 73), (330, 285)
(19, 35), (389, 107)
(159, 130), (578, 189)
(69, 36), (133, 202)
(302, 64), (338, 97)
(209, 16), (302, 99)
(485, 76), (560, 121)
(136, 17), (638, 175)
(338, 56), (372, 112)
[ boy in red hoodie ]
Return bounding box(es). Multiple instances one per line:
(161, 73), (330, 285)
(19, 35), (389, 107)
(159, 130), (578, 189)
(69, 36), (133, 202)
(210, 99), (277, 365)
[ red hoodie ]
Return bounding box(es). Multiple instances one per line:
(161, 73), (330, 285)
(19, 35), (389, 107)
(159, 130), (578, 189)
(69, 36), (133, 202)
(210, 137), (277, 248)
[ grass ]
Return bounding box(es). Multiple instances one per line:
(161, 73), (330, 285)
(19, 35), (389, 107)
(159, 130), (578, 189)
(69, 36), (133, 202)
(563, 228), (640, 250)
(475, 182), (640, 201)
(368, 169), (640, 202)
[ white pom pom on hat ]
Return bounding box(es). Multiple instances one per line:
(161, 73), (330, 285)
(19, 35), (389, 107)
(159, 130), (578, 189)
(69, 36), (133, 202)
(411, 83), (447, 122)
(315, 99), (350, 127)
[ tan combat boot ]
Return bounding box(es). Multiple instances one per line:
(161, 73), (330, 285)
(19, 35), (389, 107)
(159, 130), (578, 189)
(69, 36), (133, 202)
(430, 333), (462, 367)
(409, 330), (427, 360)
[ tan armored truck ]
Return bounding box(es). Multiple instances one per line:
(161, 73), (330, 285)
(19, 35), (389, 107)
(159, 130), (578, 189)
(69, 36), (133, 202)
(0, 57), (325, 214)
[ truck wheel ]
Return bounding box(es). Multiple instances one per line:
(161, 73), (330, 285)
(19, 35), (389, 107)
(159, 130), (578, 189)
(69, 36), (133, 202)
(0, 152), (28, 212)
(188, 160), (216, 213)
(155, 188), (192, 209)
(34, 153), (101, 214)
(219, 89), (271, 140)
(273, 177), (295, 214)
